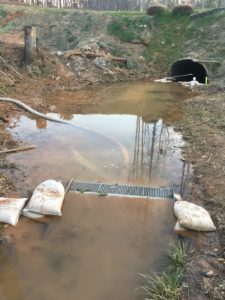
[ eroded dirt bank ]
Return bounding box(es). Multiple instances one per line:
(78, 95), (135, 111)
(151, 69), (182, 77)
(176, 89), (225, 299)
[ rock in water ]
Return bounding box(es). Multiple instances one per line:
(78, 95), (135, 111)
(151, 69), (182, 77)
(174, 201), (216, 232)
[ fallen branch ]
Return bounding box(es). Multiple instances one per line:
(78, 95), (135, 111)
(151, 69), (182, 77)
(65, 178), (74, 194)
(63, 50), (127, 64)
(63, 50), (103, 58)
(207, 153), (213, 163)
(110, 57), (127, 64)
(93, 60), (114, 75)
(0, 145), (36, 154)
(0, 70), (15, 85)
(0, 55), (23, 79)
(130, 39), (149, 46)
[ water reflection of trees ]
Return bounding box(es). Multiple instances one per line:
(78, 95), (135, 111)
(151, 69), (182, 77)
(130, 117), (192, 192)
(180, 162), (191, 196)
(131, 117), (166, 181)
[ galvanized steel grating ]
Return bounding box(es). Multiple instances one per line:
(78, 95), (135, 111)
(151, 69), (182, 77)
(69, 181), (174, 199)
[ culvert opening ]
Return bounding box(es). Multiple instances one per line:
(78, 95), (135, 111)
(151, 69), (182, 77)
(170, 59), (208, 83)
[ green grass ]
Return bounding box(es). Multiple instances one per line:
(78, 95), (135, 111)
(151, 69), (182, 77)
(0, 4), (6, 18)
(106, 11), (144, 17)
(185, 13), (225, 40)
(143, 13), (190, 71)
(64, 28), (79, 45)
(108, 21), (137, 42)
(166, 242), (190, 274)
(197, 111), (205, 118)
(138, 241), (192, 300)
(139, 272), (183, 300)
(2, 21), (14, 33)
(21, 5), (71, 14)
(183, 11), (225, 60)
(142, 10), (225, 71)
(107, 14), (151, 42)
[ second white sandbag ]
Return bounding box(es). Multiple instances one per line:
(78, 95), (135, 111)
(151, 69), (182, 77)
(174, 200), (216, 232)
(24, 179), (65, 216)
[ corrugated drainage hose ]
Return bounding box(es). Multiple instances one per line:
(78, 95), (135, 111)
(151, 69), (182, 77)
(0, 97), (129, 178)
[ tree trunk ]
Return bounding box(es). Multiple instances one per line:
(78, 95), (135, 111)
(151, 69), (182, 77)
(23, 26), (37, 64)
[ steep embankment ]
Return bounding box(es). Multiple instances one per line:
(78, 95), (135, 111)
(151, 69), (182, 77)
(1, 4), (225, 82)
(0, 5), (151, 83)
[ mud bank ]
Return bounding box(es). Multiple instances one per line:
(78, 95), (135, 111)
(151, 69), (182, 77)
(176, 88), (225, 299)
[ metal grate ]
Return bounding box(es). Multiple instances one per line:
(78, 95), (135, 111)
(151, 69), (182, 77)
(69, 181), (174, 199)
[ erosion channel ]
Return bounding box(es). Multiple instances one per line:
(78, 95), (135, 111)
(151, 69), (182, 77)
(1, 81), (192, 300)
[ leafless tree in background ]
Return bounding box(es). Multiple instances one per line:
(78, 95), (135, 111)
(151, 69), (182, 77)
(13, 0), (225, 10)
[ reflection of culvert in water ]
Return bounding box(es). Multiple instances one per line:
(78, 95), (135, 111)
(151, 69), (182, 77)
(70, 181), (174, 199)
(170, 58), (208, 83)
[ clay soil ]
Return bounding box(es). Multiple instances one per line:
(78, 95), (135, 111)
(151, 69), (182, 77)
(175, 88), (225, 300)
(0, 42), (225, 300)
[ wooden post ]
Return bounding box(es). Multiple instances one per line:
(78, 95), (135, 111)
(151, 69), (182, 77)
(23, 26), (37, 64)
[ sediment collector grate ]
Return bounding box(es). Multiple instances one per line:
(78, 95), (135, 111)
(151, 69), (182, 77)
(69, 181), (174, 199)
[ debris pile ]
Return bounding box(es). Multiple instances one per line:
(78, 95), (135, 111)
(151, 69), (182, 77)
(56, 40), (141, 84)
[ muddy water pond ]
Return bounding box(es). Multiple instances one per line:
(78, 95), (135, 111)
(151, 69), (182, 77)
(1, 82), (192, 300)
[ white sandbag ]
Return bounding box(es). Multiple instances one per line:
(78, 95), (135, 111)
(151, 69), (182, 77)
(0, 198), (27, 226)
(23, 208), (52, 223)
(24, 179), (65, 216)
(174, 193), (182, 201)
(174, 220), (187, 232)
(174, 200), (216, 232)
(23, 208), (45, 220)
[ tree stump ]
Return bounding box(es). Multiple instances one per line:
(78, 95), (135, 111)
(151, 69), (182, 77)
(23, 26), (37, 64)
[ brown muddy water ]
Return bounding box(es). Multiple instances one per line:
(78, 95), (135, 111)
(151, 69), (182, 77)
(1, 82), (192, 300)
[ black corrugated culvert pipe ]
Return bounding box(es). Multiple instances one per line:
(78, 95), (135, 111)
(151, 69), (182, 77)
(170, 58), (208, 83)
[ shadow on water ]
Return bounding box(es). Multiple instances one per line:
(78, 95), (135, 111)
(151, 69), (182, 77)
(2, 81), (193, 300)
